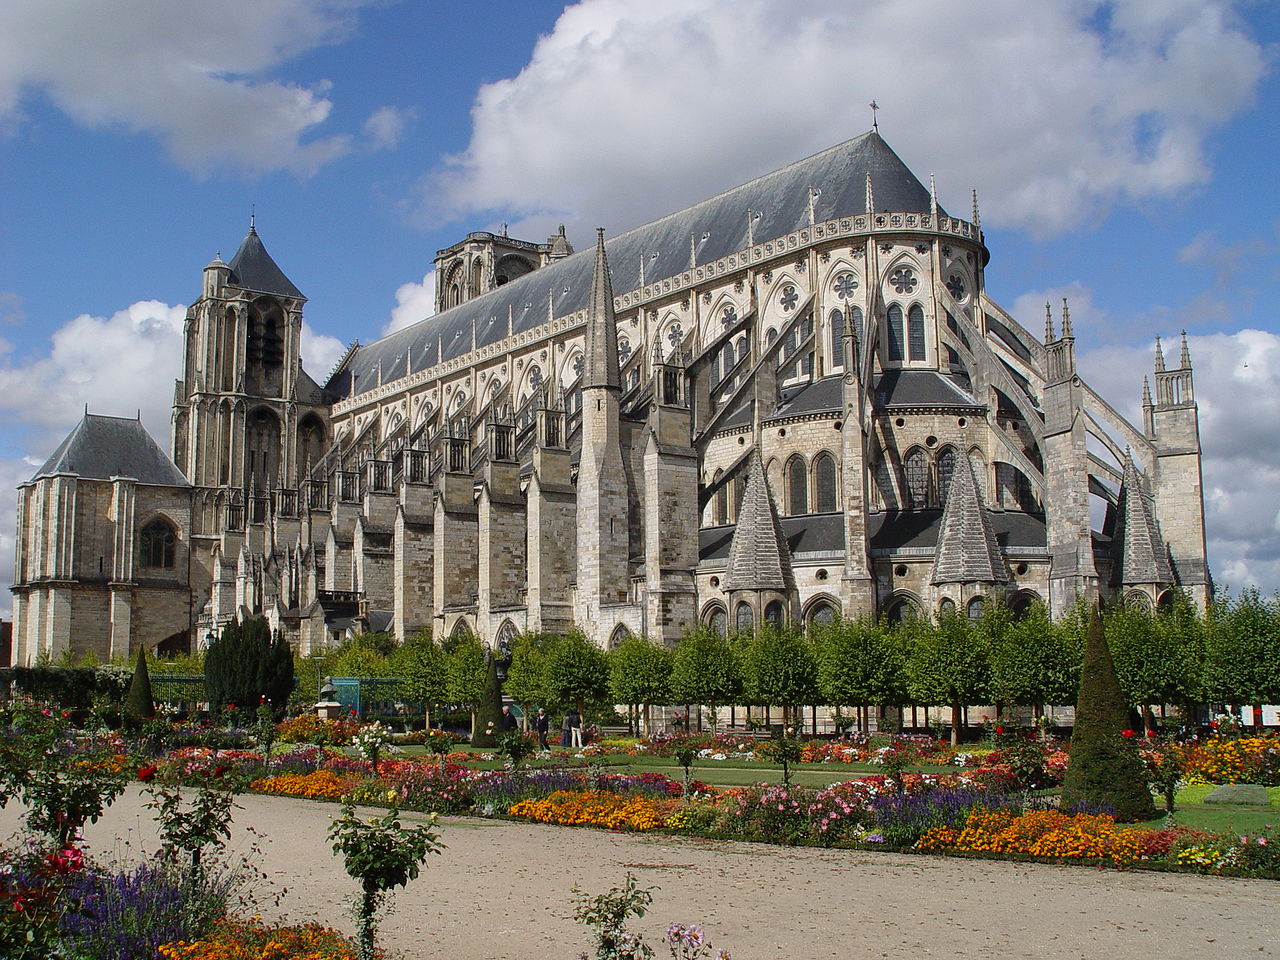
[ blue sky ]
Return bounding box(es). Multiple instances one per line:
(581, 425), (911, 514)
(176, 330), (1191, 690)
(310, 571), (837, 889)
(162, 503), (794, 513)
(0, 0), (1278, 607)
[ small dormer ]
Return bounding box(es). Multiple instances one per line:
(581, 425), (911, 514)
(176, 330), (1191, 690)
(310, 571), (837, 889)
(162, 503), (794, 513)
(432, 228), (572, 313)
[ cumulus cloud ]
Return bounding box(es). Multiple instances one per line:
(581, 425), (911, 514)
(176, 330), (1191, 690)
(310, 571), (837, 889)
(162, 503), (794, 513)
(385, 270), (436, 335)
(1010, 283), (1109, 338)
(300, 324), (347, 380)
(1080, 329), (1280, 595)
(0, 0), (378, 176)
(364, 105), (412, 151)
(416, 0), (1264, 240)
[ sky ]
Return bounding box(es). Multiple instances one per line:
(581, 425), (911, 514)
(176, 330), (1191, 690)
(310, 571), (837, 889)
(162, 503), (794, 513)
(0, 0), (1277, 615)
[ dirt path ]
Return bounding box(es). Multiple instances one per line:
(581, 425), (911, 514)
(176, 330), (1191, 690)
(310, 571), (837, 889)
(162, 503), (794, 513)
(3, 788), (1276, 960)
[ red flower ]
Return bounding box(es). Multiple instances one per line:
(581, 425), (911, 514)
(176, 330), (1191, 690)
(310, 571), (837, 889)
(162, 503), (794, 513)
(1121, 729), (1135, 738)
(350, 709), (357, 716)
(137, 765), (158, 782)
(227, 704), (236, 711)
(995, 726), (1004, 735)
(213, 765), (229, 779)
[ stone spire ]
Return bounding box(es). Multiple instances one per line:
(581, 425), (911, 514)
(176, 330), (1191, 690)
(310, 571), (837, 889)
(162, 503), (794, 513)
(1061, 297), (1073, 338)
(583, 228), (620, 389)
(1110, 454), (1174, 587)
(1179, 329), (1192, 369)
(1154, 335), (1166, 372)
(1044, 302), (1055, 343)
(931, 456), (1007, 585)
(723, 452), (794, 592)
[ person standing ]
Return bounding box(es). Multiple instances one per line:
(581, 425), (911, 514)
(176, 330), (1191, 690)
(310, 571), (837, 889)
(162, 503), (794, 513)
(535, 708), (550, 750)
(561, 710), (572, 747)
(501, 704), (518, 731)
(569, 708), (583, 748)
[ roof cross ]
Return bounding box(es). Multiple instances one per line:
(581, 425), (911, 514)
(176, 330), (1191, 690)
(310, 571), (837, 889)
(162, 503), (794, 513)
(869, 100), (879, 131)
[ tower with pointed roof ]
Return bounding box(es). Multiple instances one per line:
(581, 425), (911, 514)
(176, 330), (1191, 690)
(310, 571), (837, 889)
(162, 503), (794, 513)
(722, 451), (797, 629)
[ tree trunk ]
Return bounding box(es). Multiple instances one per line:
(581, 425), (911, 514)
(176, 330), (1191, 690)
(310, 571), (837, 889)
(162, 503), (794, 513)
(951, 701), (962, 747)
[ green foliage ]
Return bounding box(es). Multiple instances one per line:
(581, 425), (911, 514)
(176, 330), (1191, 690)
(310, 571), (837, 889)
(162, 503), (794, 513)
(390, 630), (446, 708)
(498, 729), (536, 770)
(814, 617), (907, 706)
(607, 635), (672, 707)
(443, 632), (486, 707)
(0, 665), (128, 710)
(542, 630), (610, 714)
(988, 603), (1081, 706)
(1061, 613), (1157, 822)
(572, 873), (655, 960)
(901, 611), (990, 708)
(125, 644), (156, 721)
(329, 799), (445, 960)
(740, 624), (818, 706)
(203, 617), (294, 714)
(503, 631), (553, 707)
(472, 655), (503, 748)
(670, 626), (741, 720)
(144, 779), (240, 882)
(1107, 598), (1202, 707)
(1204, 590), (1280, 705)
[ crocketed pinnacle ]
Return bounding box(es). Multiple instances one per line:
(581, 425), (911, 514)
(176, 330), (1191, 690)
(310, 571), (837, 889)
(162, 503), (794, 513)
(582, 228), (620, 389)
(931, 455), (1007, 584)
(723, 451), (794, 592)
(1110, 455), (1174, 587)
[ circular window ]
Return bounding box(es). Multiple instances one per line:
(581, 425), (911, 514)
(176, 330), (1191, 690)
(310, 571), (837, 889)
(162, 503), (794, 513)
(926, 435), (938, 447)
(709, 576), (720, 589)
(958, 417), (967, 427)
(738, 437), (745, 445)
(894, 564), (908, 578)
(815, 568), (828, 581)
(1015, 563), (1028, 576)
(778, 428), (786, 438)
(895, 417), (906, 427)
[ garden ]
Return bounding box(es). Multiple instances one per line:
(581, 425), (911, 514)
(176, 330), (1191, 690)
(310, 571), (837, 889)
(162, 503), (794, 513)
(2, 597), (1279, 957)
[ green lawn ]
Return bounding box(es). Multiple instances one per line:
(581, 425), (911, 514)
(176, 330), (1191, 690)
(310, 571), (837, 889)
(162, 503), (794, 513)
(1135, 784), (1280, 835)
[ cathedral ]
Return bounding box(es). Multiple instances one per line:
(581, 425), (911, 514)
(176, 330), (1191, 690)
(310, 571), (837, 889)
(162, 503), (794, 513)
(9, 129), (1209, 663)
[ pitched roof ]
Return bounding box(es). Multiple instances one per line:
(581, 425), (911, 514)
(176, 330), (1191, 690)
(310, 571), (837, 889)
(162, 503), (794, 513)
(722, 451), (794, 591)
(228, 226), (304, 300)
(31, 414), (189, 486)
(931, 456), (1008, 584)
(328, 130), (942, 398)
(1110, 456), (1174, 586)
(874, 370), (978, 408)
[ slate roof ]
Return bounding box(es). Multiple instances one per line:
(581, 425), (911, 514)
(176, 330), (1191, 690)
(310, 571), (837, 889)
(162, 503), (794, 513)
(722, 451), (794, 590)
(1110, 456), (1174, 586)
(328, 130), (940, 399)
(31, 414), (189, 486)
(931, 456), (1008, 584)
(773, 376), (843, 418)
(873, 370), (978, 408)
(228, 226), (304, 300)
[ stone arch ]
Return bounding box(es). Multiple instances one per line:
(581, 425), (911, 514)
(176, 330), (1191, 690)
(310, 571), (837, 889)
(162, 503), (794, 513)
(657, 313), (685, 360)
(449, 617), (473, 640)
(903, 446), (930, 510)
(734, 600), (754, 634)
(706, 294), (741, 342)
(246, 405), (282, 489)
(702, 601), (728, 637)
(938, 597), (956, 618)
(884, 592), (921, 624)
(761, 270), (804, 324)
(967, 596), (987, 620)
(495, 254), (534, 286)
(804, 594), (840, 629)
(495, 618), (519, 649)
(786, 454), (808, 515)
(1010, 590), (1041, 619)
(607, 624), (632, 650)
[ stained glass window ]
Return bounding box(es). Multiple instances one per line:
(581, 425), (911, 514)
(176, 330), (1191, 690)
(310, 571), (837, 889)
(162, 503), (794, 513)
(905, 448), (929, 509)
(908, 304), (926, 361)
(889, 267), (917, 294)
(937, 447), (956, 506)
(833, 272), (857, 300)
(140, 519), (176, 568)
(829, 309), (844, 368)
(788, 457), (808, 515)
(886, 304), (904, 362)
(814, 453), (837, 512)
(779, 285), (799, 312)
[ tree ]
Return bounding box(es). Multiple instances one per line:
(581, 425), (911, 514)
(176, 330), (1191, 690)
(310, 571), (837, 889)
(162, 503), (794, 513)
(443, 633), (486, 733)
(608, 635), (672, 735)
(471, 654), (504, 748)
(669, 626), (741, 733)
(1204, 590), (1280, 720)
(204, 617), (294, 715)
(125, 644), (156, 721)
(814, 617), (907, 730)
(988, 604), (1081, 711)
(1061, 612), (1156, 822)
(390, 631), (446, 729)
(503, 632), (552, 715)
(1107, 599), (1201, 733)
(740, 625), (818, 731)
(543, 631), (610, 720)
(901, 610), (989, 746)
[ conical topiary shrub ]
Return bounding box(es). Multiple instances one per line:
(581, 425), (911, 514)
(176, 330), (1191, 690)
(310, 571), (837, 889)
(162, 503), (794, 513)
(471, 655), (503, 748)
(1060, 611), (1156, 822)
(125, 644), (156, 721)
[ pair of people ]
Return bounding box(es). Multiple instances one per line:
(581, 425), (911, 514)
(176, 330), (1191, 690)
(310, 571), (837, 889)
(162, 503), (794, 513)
(558, 708), (583, 748)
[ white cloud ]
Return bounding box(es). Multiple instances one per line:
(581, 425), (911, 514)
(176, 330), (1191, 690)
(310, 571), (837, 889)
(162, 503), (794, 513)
(385, 270), (436, 335)
(1080, 329), (1280, 596)
(418, 0), (1265, 239)
(300, 324), (346, 380)
(1010, 283), (1108, 338)
(364, 106), (412, 151)
(0, 0), (378, 176)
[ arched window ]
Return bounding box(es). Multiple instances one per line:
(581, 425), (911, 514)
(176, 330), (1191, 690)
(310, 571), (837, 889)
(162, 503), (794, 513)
(848, 306), (863, 368)
(1011, 592), (1039, 619)
(787, 457), (808, 515)
(607, 624), (632, 649)
(967, 596), (986, 620)
(712, 470), (728, 525)
(809, 601), (837, 628)
(707, 605), (728, 637)
(813, 453), (837, 513)
(246, 407), (281, 489)
(139, 518), (176, 569)
(904, 448), (930, 509)
(996, 463), (1034, 511)
(735, 602), (754, 634)
(829, 309), (844, 369)
(495, 619), (520, 648)
(938, 597), (956, 618)
(886, 304), (904, 362)
(449, 618), (472, 640)
(907, 304), (926, 361)
(764, 600), (785, 627)
(885, 597), (917, 624)
(936, 447), (957, 506)
(298, 414), (326, 477)
(874, 459), (898, 510)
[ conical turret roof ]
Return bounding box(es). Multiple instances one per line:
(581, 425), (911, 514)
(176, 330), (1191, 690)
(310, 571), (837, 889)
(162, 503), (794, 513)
(582, 228), (619, 389)
(228, 225), (304, 300)
(723, 451), (794, 592)
(931, 456), (1007, 584)
(1110, 456), (1174, 586)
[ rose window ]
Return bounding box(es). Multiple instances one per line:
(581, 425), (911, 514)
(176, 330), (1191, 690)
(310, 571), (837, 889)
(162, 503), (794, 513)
(833, 272), (858, 300)
(889, 268), (917, 294)
(779, 285), (799, 312)
(946, 274), (967, 300)
(666, 322), (683, 348)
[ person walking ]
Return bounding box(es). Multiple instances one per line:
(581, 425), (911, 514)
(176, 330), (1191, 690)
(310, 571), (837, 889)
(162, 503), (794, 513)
(501, 704), (518, 732)
(535, 708), (550, 750)
(568, 708), (583, 748)
(560, 710), (572, 747)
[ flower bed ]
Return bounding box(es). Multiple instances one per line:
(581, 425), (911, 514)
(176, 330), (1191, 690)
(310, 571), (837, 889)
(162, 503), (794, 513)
(1184, 735), (1280, 785)
(508, 790), (672, 831)
(248, 770), (359, 801)
(917, 808), (1145, 865)
(159, 916), (366, 960)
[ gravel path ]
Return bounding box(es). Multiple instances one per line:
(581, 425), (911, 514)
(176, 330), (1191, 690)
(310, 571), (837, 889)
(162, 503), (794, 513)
(2, 788), (1276, 959)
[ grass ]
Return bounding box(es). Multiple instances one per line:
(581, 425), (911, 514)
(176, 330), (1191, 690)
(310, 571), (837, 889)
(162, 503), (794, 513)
(1134, 784), (1280, 835)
